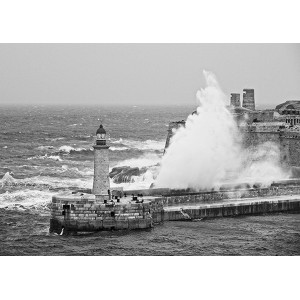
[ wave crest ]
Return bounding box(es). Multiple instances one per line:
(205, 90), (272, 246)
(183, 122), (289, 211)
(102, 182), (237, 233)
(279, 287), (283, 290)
(27, 154), (62, 161)
(110, 138), (165, 152)
(58, 145), (93, 155)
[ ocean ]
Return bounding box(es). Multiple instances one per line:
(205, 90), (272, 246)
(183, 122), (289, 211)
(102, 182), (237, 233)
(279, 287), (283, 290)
(0, 105), (299, 256)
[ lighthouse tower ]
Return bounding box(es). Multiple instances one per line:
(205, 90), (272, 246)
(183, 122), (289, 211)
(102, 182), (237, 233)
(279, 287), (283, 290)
(92, 124), (110, 199)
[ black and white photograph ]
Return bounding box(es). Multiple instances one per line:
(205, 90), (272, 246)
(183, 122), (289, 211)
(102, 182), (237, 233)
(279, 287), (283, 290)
(0, 1), (299, 299)
(1, 43), (299, 256)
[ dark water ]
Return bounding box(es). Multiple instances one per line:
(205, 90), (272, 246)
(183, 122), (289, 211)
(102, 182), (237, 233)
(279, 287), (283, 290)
(0, 105), (299, 256)
(1, 209), (299, 256)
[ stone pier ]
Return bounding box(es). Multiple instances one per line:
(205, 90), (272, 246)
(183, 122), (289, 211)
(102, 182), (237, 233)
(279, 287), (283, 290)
(154, 195), (300, 222)
(50, 193), (153, 234)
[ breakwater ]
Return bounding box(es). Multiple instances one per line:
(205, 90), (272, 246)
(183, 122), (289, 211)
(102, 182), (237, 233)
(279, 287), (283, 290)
(50, 193), (153, 234)
(50, 179), (300, 233)
(153, 196), (300, 223)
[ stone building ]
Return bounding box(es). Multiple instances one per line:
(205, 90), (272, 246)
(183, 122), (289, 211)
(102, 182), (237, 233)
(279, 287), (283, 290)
(275, 101), (300, 125)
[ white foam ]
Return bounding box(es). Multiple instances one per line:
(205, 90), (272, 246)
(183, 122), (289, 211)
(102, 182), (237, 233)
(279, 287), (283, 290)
(111, 167), (158, 190)
(113, 153), (161, 169)
(58, 145), (76, 153)
(45, 137), (65, 141)
(155, 70), (289, 190)
(58, 145), (92, 153)
(1, 172), (16, 186)
(27, 154), (62, 161)
(0, 189), (54, 210)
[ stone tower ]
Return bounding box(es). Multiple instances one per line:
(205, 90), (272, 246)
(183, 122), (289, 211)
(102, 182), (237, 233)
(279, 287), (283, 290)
(93, 124), (110, 197)
(242, 89), (255, 111)
(230, 93), (240, 107)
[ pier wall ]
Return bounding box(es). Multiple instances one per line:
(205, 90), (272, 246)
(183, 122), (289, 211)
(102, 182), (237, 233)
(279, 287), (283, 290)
(149, 183), (300, 222)
(50, 180), (300, 233)
(157, 199), (300, 222)
(50, 196), (152, 233)
(147, 182), (300, 207)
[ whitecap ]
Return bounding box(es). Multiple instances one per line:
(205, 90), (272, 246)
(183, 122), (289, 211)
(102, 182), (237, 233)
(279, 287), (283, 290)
(58, 145), (76, 153)
(45, 137), (65, 141)
(58, 145), (92, 154)
(0, 189), (54, 211)
(27, 154), (62, 161)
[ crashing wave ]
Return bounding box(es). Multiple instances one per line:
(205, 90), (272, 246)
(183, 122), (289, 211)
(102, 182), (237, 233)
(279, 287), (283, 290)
(0, 189), (53, 211)
(109, 166), (147, 183)
(54, 165), (93, 178)
(58, 145), (93, 155)
(109, 153), (161, 188)
(0, 172), (51, 189)
(27, 154), (62, 161)
(0, 172), (17, 186)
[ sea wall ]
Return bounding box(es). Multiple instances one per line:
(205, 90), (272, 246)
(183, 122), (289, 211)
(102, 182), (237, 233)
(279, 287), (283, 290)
(128, 179), (300, 202)
(152, 180), (300, 223)
(282, 131), (300, 166)
(248, 110), (275, 123)
(50, 195), (153, 233)
(237, 122), (300, 167)
(159, 198), (300, 222)
(50, 180), (300, 232)
(160, 185), (300, 205)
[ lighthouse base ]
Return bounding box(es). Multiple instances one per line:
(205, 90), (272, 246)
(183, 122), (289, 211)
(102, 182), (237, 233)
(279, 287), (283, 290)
(49, 192), (153, 234)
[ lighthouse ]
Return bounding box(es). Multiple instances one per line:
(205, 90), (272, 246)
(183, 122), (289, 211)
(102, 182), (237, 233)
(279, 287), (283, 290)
(93, 124), (110, 199)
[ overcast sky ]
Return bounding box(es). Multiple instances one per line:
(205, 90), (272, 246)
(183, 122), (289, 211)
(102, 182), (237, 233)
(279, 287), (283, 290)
(0, 44), (299, 107)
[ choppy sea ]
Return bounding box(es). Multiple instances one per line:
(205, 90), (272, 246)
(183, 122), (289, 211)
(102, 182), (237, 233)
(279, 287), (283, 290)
(0, 105), (299, 256)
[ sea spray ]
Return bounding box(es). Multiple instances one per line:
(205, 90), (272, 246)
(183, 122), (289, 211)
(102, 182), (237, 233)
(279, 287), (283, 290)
(155, 71), (241, 190)
(236, 142), (290, 186)
(154, 71), (289, 190)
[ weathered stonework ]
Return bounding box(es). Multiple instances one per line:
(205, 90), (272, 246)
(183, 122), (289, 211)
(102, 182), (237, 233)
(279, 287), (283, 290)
(149, 180), (300, 222)
(162, 198), (300, 221)
(242, 89), (255, 111)
(93, 144), (110, 195)
(49, 193), (154, 234)
(230, 93), (240, 107)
